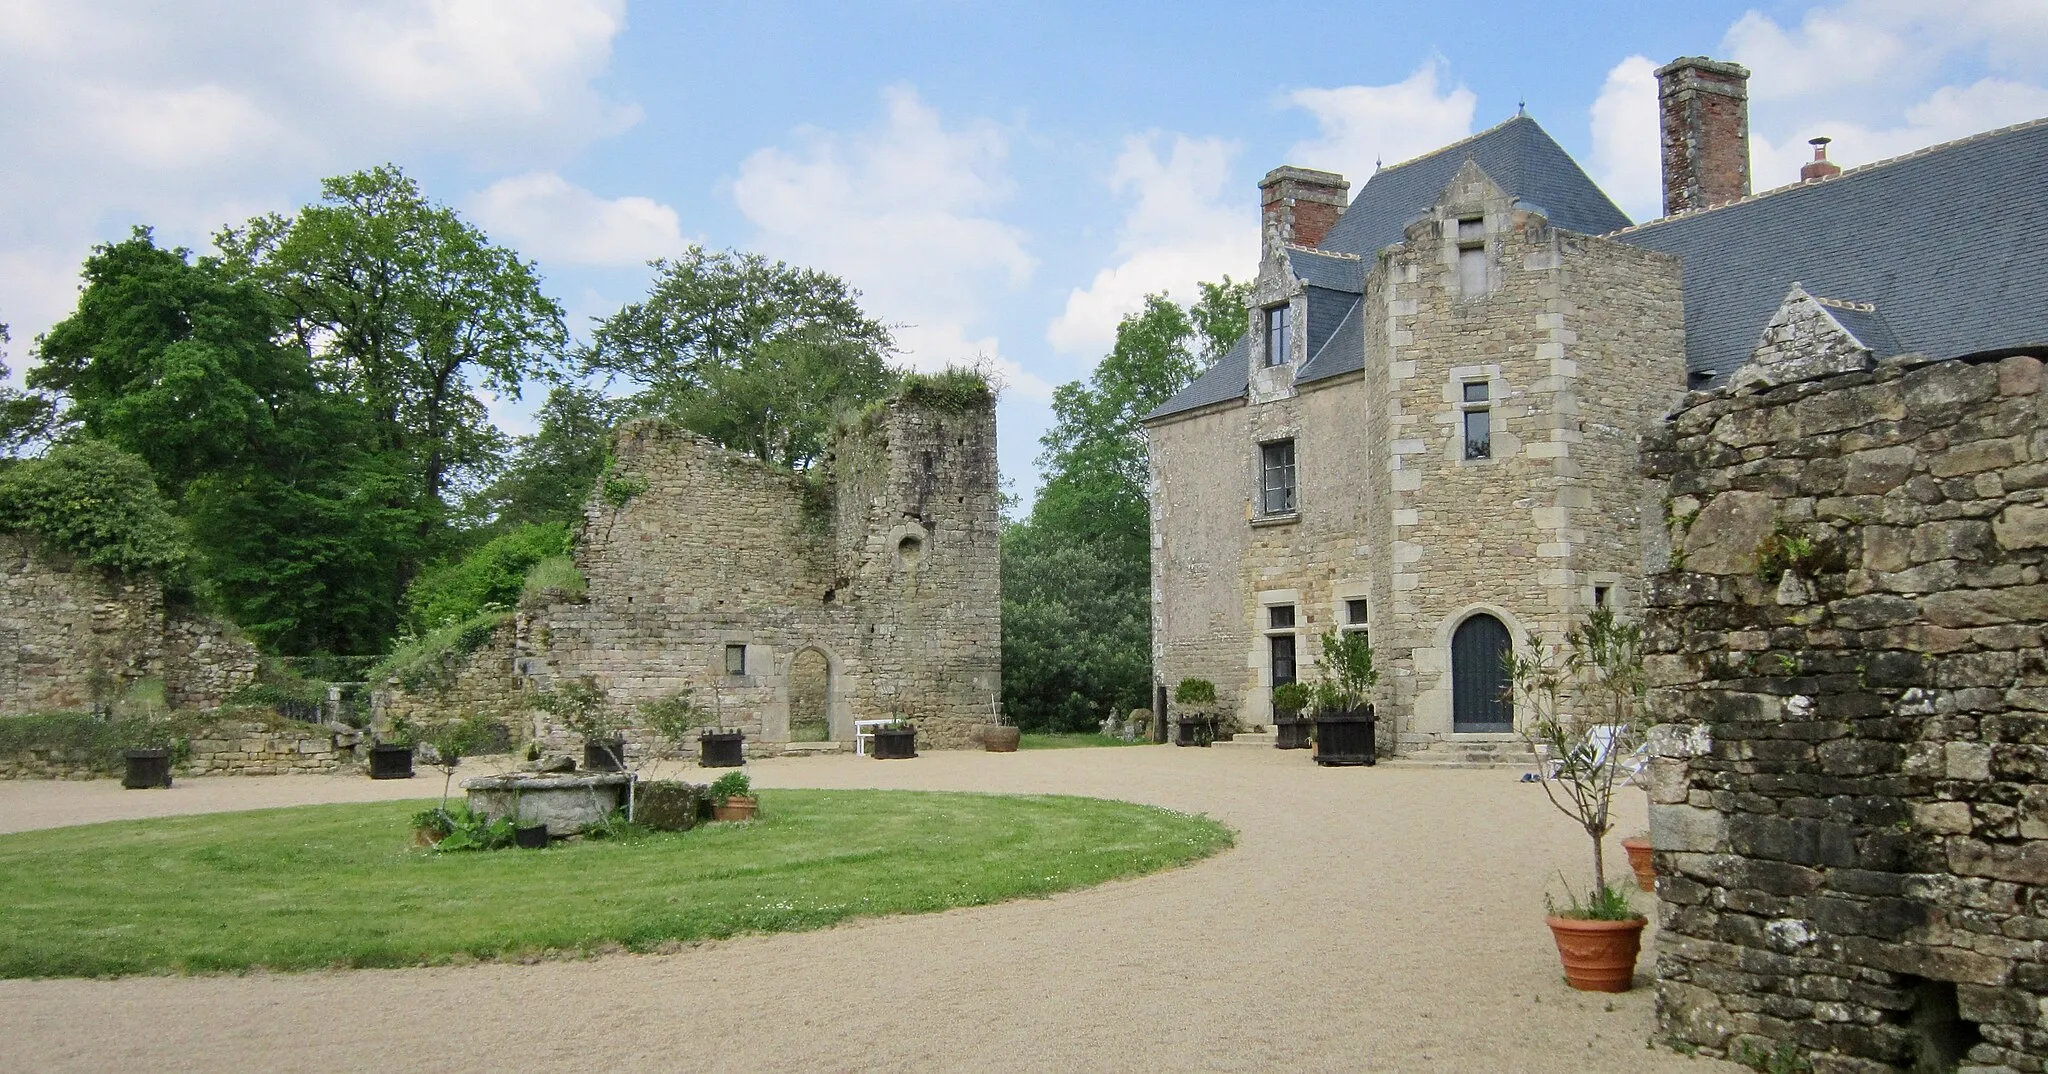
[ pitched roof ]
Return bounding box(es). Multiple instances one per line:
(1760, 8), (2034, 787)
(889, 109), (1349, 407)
(1614, 117), (2048, 382)
(1318, 114), (1634, 258)
(1143, 335), (1249, 421)
(1284, 247), (1364, 291)
(1299, 295), (1364, 384)
(1815, 298), (1903, 359)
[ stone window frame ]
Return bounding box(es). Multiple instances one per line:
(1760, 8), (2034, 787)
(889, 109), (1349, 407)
(1264, 303), (1292, 368)
(1448, 366), (1507, 466)
(1264, 600), (1299, 690)
(724, 642), (748, 677)
(1585, 572), (1625, 612)
(1255, 437), (1298, 520)
(1453, 212), (1490, 299)
(1250, 587), (1302, 721)
(1329, 581), (1371, 653)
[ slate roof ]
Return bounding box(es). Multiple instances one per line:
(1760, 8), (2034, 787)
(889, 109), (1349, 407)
(1614, 117), (2048, 382)
(1300, 295), (1364, 384)
(1819, 300), (1904, 360)
(1318, 114), (1633, 259)
(1148, 335), (1251, 419)
(1284, 247), (1364, 291)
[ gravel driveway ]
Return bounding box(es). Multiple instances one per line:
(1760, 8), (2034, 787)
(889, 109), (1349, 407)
(0, 746), (1738, 1073)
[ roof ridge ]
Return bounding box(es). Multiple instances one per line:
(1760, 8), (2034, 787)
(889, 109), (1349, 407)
(1609, 114), (2048, 237)
(1284, 243), (1361, 260)
(1370, 114), (1532, 177)
(1812, 295), (1877, 313)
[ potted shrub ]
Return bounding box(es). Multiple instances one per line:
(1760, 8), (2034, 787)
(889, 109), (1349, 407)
(1271, 681), (1313, 750)
(983, 696), (1019, 752)
(1509, 607), (1651, 992)
(697, 728), (745, 768)
(872, 717), (917, 759)
(1311, 630), (1378, 766)
(1173, 678), (1216, 747)
(369, 716), (416, 780)
(709, 770), (757, 821)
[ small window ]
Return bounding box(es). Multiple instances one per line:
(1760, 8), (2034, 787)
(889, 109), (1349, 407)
(1594, 586), (1611, 608)
(1270, 634), (1297, 687)
(1462, 382), (1491, 460)
(725, 644), (747, 676)
(1269, 604), (1296, 630)
(1456, 217), (1487, 295)
(1265, 305), (1291, 367)
(1457, 216), (1485, 242)
(1260, 439), (1297, 515)
(1345, 598), (1368, 626)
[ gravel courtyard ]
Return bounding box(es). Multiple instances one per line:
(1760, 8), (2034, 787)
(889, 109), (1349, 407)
(0, 746), (1738, 1073)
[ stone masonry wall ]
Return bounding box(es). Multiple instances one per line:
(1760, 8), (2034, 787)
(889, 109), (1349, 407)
(1643, 351), (2048, 1071)
(1367, 162), (1684, 748)
(0, 534), (258, 714)
(1, 716), (358, 780)
(390, 396), (1001, 754)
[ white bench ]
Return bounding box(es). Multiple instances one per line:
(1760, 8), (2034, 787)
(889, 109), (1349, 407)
(853, 718), (895, 757)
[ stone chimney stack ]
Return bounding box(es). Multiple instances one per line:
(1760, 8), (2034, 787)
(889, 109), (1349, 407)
(1259, 166), (1349, 260)
(1656, 56), (1752, 216)
(1800, 136), (1843, 182)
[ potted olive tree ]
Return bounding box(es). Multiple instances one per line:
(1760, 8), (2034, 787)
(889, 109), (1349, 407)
(1173, 679), (1216, 747)
(1271, 681), (1313, 750)
(1311, 630), (1377, 766)
(410, 713), (499, 843)
(1509, 606), (1651, 992)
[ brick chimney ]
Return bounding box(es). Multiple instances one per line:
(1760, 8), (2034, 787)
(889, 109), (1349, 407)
(1656, 56), (1752, 216)
(1800, 136), (1842, 182)
(1259, 166), (1349, 260)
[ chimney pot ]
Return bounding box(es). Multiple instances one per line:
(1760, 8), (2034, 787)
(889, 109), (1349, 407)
(1656, 56), (1752, 216)
(1800, 135), (1843, 182)
(1259, 166), (1349, 261)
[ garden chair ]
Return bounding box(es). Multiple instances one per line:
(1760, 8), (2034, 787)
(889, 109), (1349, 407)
(1542, 723), (1650, 787)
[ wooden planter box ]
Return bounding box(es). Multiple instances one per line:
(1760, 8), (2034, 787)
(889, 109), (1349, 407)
(584, 738), (628, 772)
(1273, 715), (1312, 750)
(122, 748), (172, 789)
(369, 743), (415, 779)
(1313, 707), (1376, 766)
(699, 732), (745, 768)
(872, 727), (917, 759)
(1174, 716), (1213, 747)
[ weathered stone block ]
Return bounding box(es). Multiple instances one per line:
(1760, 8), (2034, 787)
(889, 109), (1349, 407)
(631, 779), (705, 831)
(1995, 505), (2048, 551)
(1653, 802), (1730, 853)
(1684, 490), (1779, 575)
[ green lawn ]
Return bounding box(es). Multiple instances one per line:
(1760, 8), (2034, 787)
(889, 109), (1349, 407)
(1018, 733), (1159, 749)
(0, 789), (1230, 979)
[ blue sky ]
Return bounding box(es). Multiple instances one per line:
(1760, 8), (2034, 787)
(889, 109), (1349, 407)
(4, 0), (2045, 506)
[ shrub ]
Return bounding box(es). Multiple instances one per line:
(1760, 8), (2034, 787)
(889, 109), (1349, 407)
(401, 523), (571, 633)
(0, 440), (188, 577)
(518, 554), (586, 607)
(708, 770), (752, 804)
(369, 610), (511, 692)
(895, 367), (993, 412)
(1174, 678), (1216, 705)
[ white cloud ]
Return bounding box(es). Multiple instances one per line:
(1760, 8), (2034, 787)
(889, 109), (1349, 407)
(0, 0), (635, 346)
(467, 172), (685, 267)
(1588, 56), (1664, 221)
(1046, 133), (1255, 356)
(1283, 61), (1477, 183)
(731, 85), (1047, 398)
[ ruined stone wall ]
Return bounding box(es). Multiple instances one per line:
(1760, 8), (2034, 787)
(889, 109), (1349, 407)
(376, 617), (526, 731)
(0, 534), (257, 714)
(1, 715), (359, 780)
(1368, 163), (1684, 749)
(419, 396), (1001, 754)
(1643, 352), (2048, 1071)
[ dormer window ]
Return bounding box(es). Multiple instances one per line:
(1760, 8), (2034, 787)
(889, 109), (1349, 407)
(1264, 304), (1291, 367)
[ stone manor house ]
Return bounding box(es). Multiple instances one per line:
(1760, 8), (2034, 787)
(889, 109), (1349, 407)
(1143, 56), (2048, 756)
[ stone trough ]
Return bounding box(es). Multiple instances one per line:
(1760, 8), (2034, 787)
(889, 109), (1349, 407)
(462, 772), (631, 836)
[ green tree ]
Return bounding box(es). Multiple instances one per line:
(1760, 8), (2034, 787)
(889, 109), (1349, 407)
(400, 521), (572, 634)
(33, 229), (425, 654)
(588, 247), (896, 468)
(1000, 279), (1252, 730)
(478, 385), (622, 529)
(0, 439), (188, 576)
(0, 324), (55, 455)
(216, 165), (568, 509)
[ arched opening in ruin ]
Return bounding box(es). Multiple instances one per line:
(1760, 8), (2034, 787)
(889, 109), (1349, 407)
(788, 647), (832, 743)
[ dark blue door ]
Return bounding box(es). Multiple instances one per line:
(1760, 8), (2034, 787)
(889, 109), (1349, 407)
(1451, 614), (1513, 732)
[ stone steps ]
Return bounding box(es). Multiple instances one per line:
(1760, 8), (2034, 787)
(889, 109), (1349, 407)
(1388, 737), (1538, 769)
(778, 741), (846, 756)
(1214, 731), (1278, 749)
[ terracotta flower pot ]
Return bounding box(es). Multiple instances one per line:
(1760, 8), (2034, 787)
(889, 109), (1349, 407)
(1545, 915), (1647, 992)
(1621, 836), (1655, 892)
(713, 795), (758, 822)
(983, 725), (1020, 752)
(414, 826), (446, 848)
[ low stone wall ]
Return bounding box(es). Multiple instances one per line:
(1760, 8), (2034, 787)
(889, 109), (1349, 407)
(1642, 352), (2048, 1071)
(0, 717), (363, 780)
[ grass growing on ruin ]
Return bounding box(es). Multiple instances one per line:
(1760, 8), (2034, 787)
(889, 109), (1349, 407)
(0, 790), (1231, 979)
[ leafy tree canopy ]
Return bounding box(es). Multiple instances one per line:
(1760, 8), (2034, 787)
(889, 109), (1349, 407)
(0, 440), (188, 577)
(476, 385), (622, 530)
(0, 324), (55, 455)
(589, 246), (898, 469)
(400, 522), (572, 635)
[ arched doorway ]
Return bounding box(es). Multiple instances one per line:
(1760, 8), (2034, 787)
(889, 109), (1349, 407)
(788, 648), (831, 742)
(1451, 614), (1514, 732)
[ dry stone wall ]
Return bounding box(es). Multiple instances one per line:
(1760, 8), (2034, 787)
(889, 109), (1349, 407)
(1643, 349), (2048, 1072)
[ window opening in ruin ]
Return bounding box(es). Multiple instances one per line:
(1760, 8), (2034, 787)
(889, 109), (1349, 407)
(1260, 439), (1297, 515)
(1266, 604), (1298, 688)
(1892, 978), (1981, 1074)
(1456, 216), (1487, 295)
(788, 648), (831, 743)
(897, 534), (923, 568)
(822, 587), (836, 604)
(1265, 304), (1291, 366)
(1344, 598), (1369, 646)
(1593, 585), (1610, 608)
(725, 643), (747, 676)
(1462, 381), (1491, 460)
